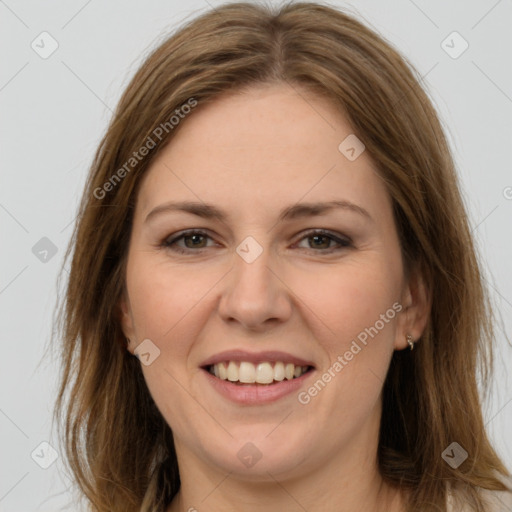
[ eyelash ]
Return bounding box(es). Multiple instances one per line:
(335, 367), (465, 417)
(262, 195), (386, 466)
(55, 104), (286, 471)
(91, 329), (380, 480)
(160, 229), (353, 255)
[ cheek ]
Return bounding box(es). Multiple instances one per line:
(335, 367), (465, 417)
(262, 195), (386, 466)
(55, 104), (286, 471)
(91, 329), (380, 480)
(290, 255), (401, 355)
(125, 256), (218, 431)
(126, 253), (220, 344)
(287, 263), (399, 443)
(293, 256), (401, 426)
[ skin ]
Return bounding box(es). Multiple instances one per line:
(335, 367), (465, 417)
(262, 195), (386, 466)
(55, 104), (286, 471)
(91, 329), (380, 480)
(119, 82), (430, 512)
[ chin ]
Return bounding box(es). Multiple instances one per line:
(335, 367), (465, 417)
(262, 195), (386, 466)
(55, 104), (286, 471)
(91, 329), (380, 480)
(198, 428), (314, 479)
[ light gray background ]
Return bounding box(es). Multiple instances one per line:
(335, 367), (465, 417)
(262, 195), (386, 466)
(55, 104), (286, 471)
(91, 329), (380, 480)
(1, 0), (511, 510)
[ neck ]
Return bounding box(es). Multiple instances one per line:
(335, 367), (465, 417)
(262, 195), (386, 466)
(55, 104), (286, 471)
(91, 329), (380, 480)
(168, 468), (404, 512)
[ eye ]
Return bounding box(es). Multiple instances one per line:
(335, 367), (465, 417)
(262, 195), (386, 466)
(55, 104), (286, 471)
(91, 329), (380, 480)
(161, 229), (352, 254)
(294, 229), (352, 253)
(161, 230), (215, 254)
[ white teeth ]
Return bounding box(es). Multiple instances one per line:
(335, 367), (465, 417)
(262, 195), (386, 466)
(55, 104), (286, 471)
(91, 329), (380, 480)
(239, 361), (256, 383)
(256, 362), (274, 384)
(227, 361), (238, 382)
(209, 361), (310, 384)
(274, 361), (285, 381)
(218, 362), (227, 380)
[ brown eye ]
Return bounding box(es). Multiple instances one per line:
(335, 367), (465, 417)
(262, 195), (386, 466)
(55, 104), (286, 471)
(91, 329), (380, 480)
(296, 229), (352, 252)
(181, 233), (208, 249)
(162, 230), (214, 253)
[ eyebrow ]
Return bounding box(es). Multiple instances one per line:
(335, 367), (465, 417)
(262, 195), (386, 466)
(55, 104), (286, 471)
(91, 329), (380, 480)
(144, 199), (373, 224)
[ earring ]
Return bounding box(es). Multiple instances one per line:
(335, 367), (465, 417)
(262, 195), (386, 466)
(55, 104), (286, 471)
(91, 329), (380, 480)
(406, 334), (414, 350)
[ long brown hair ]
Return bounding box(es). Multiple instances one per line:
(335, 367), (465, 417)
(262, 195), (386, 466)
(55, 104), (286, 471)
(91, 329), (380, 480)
(53, 1), (511, 510)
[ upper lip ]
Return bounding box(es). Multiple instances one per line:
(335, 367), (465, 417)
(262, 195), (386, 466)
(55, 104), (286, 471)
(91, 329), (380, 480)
(200, 349), (316, 368)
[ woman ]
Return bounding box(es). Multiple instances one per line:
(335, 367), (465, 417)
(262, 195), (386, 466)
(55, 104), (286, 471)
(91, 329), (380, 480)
(54, 2), (512, 511)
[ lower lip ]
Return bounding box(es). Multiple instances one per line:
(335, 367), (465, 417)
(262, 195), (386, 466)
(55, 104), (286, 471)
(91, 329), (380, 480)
(201, 368), (315, 405)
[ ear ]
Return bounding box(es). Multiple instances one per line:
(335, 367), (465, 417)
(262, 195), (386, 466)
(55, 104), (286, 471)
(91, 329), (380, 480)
(117, 292), (136, 355)
(395, 264), (431, 351)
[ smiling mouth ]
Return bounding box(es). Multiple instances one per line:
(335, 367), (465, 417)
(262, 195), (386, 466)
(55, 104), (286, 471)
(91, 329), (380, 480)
(203, 361), (314, 385)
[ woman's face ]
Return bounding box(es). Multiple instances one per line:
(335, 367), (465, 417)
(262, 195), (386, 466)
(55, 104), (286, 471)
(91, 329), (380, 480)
(120, 83), (427, 480)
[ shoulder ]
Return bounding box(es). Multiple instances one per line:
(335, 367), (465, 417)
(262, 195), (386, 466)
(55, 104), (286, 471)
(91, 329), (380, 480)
(447, 475), (512, 511)
(478, 481), (512, 511)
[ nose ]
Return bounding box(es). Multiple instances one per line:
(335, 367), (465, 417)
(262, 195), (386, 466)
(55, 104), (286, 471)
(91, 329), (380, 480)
(217, 243), (293, 332)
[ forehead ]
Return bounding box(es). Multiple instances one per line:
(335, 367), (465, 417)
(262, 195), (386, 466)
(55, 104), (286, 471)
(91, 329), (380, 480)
(136, 83), (390, 222)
